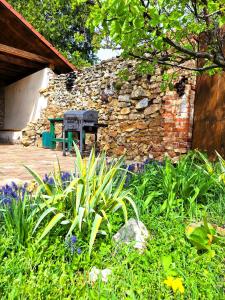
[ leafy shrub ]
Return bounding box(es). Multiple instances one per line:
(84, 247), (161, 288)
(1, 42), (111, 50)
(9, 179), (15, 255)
(130, 151), (224, 216)
(186, 217), (225, 251)
(27, 145), (138, 255)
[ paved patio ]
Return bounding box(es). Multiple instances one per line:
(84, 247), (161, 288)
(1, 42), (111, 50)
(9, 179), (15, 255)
(0, 145), (75, 184)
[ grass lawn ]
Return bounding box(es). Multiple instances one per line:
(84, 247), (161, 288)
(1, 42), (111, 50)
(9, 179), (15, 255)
(0, 149), (224, 299)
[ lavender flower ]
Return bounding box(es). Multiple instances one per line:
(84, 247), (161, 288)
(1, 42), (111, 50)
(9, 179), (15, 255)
(65, 235), (81, 255)
(71, 235), (77, 244)
(43, 174), (54, 186)
(0, 181), (25, 205)
(61, 172), (71, 182)
(2, 197), (12, 205)
(128, 164), (135, 172)
(11, 182), (18, 191)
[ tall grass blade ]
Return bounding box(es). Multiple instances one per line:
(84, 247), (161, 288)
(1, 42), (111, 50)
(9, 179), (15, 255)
(89, 214), (102, 256)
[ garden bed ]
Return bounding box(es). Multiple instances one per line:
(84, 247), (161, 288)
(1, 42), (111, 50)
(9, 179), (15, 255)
(0, 148), (224, 298)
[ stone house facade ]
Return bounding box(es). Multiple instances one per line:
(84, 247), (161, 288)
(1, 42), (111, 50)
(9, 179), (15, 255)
(22, 57), (196, 162)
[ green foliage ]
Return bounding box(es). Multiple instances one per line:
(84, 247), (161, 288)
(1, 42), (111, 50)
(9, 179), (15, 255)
(0, 210), (224, 298)
(186, 217), (225, 251)
(130, 151), (225, 217)
(0, 150), (224, 297)
(88, 0), (225, 73)
(27, 145), (138, 255)
(8, 0), (98, 67)
(0, 195), (35, 247)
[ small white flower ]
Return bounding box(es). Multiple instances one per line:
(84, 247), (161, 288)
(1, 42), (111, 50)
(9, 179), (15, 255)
(101, 269), (112, 282)
(89, 267), (100, 283)
(89, 267), (112, 283)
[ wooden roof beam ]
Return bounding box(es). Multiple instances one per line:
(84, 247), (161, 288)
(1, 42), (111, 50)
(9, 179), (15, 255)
(0, 53), (46, 69)
(0, 43), (50, 64)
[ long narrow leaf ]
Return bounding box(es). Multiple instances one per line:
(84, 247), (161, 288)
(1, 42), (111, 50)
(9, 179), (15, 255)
(89, 214), (102, 256)
(76, 184), (84, 213)
(37, 213), (64, 242)
(67, 216), (79, 237)
(33, 207), (57, 234)
(78, 207), (85, 231)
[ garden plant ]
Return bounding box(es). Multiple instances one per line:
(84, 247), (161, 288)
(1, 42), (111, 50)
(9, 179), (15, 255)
(0, 148), (224, 299)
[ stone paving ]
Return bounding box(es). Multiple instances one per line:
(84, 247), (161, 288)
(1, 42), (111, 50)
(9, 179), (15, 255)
(0, 145), (75, 185)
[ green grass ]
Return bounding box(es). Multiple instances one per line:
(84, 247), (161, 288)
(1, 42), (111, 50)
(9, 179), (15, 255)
(0, 209), (224, 299)
(0, 150), (224, 299)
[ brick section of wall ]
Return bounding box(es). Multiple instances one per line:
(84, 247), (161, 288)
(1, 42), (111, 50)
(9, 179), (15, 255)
(0, 88), (5, 129)
(21, 58), (196, 161)
(162, 82), (195, 159)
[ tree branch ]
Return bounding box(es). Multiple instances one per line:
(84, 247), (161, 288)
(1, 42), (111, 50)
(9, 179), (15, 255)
(163, 37), (213, 60)
(129, 53), (220, 72)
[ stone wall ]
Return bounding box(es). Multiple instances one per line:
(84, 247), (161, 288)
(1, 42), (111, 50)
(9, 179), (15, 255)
(22, 58), (196, 161)
(0, 88), (4, 129)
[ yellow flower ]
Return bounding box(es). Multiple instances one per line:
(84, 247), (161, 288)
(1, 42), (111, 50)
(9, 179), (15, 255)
(164, 276), (174, 287)
(164, 276), (184, 294)
(27, 181), (37, 193)
(172, 278), (185, 294)
(207, 234), (213, 245)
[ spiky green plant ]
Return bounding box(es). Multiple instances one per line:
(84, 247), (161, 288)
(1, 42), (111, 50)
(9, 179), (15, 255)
(26, 145), (138, 255)
(197, 151), (225, 190)
(0, 195), (35, 246)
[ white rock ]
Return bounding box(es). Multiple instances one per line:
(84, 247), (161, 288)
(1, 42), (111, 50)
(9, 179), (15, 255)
(89, 267), (112, 283)
(136, 98), (149, 110)
(113, 218), (150, 251)
(118, 95), (130, 102)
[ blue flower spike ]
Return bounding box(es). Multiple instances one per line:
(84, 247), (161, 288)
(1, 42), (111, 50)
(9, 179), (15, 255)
(71, 235), (77, 244)
(77, 248), (82, 255)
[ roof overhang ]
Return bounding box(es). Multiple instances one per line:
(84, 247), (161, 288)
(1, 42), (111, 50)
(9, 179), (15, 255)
(0, 0), (76, 86)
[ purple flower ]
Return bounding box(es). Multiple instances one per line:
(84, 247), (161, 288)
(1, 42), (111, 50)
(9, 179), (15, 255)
(48, 178), (54, 185)
(43, 175), (54, 186)
(11, 182), (18, 191)
(43, 174), (49, 183)
(128, 164), (135, 172)
(2, 197), (12, 205)
(77, 248), (82, 255)
(61, 172), (71, 182)
(21, 187), (26, 199)
(71, 235), (77, 244)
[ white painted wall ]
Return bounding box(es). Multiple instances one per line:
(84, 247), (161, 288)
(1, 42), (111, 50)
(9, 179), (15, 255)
(4, 68), (50, 130)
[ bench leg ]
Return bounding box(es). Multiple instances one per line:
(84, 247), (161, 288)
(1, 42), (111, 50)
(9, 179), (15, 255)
(68, 132), (73, 153)
(63, 131), (66, 156)
(50, 121), (56, 149)
(79, 129), (83, 156)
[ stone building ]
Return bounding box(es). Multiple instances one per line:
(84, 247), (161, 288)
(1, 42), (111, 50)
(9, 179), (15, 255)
(22, 58), (196, 162)
(0, 0), (224, 161)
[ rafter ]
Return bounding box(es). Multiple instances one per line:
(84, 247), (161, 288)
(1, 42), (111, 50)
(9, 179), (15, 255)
(0, 53), (45, 68)
(0, 43), (50, 64)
